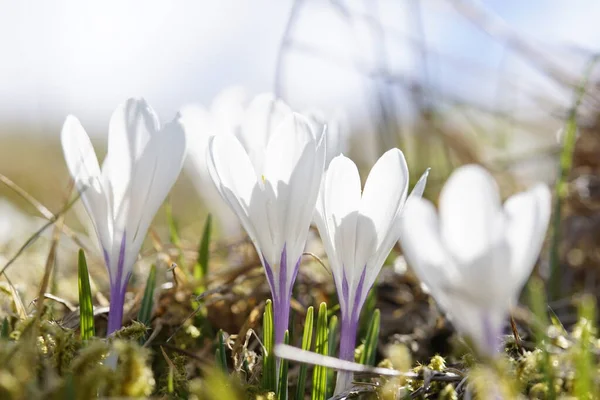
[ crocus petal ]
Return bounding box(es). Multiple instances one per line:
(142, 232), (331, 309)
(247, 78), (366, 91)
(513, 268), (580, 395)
(447, 296), (506, 356)
(207, 133), (268, 255)
(399, 197), (508, 355)
(103, 98), (161, 221)
(180, 104), (212, 173)
(399, 197), (452, 295)
(263, 113), (324, 279)
(61, 116), (113, 253)
(439, 165), (504, 266)
(359, 149), (409, 251)
(123, 118), (187, 271)
(362, 168), (430, 304)
(210, 86), (248, 137)
(238, 93), (292, 172)
(353, 149), (409, 299)
(180, 104), (242, 236)
(314, 154), (362, 312)
(504, 183), (551, 292)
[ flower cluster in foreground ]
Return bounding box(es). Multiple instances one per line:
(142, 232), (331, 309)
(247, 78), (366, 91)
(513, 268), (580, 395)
(61, 98), (186, 335)
(61, 91), (552, 395)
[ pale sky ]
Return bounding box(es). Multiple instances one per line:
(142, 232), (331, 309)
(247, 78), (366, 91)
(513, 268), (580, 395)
(0, 0), (599, 135)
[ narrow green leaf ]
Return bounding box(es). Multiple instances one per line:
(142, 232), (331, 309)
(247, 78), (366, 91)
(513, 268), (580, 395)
(165, 200), (181, 247)
(262, 299), (277, 392)
(277, 330), (290, 400)
(216, 329), (228, 374)
(574, 295), (595, 397)
(138, 265), (157, 327)
(311, 302), (328, 400)
(167, 366), (174, 393)
(358, 287), (377, 340)
(160, 346), (177, 394)
(295, 307), (314, 400)
(549, 55), (599, 299)
(0, 318), (9, 338)
(360, 309), (380, 366)
(77, 249), (95, 340)
(194, 215), (212, 293)
(527, 278), (555, 398)
(326, 315), (338, 399)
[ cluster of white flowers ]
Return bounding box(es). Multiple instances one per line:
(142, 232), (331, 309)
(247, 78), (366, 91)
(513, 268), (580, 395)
(61, 92), (551, 393)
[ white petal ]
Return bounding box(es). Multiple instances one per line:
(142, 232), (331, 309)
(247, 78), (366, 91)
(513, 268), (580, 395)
(103, 98), (161, 220)
(238, 93), (292, 173)
(504, 183), (551, 294)
(362, 168), (430, 302)
(398, 198), (451, 298)
(208, 133), (269, 259)
(262, 113), (325, 271)
(61, 115), (113, 251)
(210, 86), (248, 137)
(123, 117), (187, 272)
(179, 104), (212, 167)
(359, 149), (409, 249)
(439, 165), (504, 266)
(314, 154), (361, 311)
(353, 149), (408, 295)
(179, 104), (241, 235)
(443, 295), (507, 357)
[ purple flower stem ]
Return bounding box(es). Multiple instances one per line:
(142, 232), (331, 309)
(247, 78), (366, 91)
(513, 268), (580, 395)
(335, 267), (368, 394)
(106, 234), (130, 336)
(263, 244), (301, 345)
(336, 313), (359, 392)
(481, 313), (501, 356)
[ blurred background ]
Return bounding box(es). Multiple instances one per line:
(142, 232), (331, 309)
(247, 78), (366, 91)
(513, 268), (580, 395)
(2, 0), (600, 305)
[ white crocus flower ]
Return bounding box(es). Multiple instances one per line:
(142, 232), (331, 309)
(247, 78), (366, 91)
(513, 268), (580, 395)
(314, 149), (429, 394)
(179, 87), (249, 236)
(399, 164), (551, 356)
(207, 95), (326, 344)
(61, 98), (186, 335)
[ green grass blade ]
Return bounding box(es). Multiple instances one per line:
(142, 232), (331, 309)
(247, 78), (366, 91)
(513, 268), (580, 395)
(326, 315), (338, 399)
(195, 214), (212, 280)
(527, 278), (555, 399)
(358, 287), (377, 341)
(311, 302), (328, 400)
(165, 200), (181, 247)
(574, 295), (595, 397)
(360, 309), (380, 366)
(295, 306), (314, 400)
(138, 264), (157, 327)
(262, 299), (276, 393)
(0, 318), (9, 339)
(215, 329), (228, 374)
(194, 215), (212, 292)
(277, 330), (290, 400)
(548, 56), (599, 299)
(77, 249), (95, 340)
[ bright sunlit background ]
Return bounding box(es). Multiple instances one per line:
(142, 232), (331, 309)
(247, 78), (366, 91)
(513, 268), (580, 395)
(1, 0), (600, 227)
(1, 1), (599, 130)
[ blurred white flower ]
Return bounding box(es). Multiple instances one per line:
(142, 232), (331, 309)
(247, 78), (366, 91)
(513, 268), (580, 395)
(399, 164), (551, 356)
(313, 150), (428, 393)
(61, 98), (186, 335)
(179, 87), (249, 236)
(303, 108), (350, 167)
(207, 95), (325, 344)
